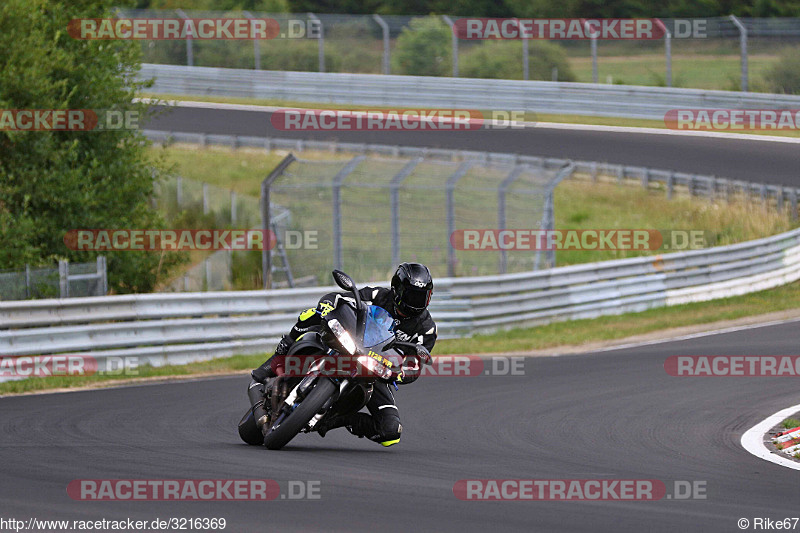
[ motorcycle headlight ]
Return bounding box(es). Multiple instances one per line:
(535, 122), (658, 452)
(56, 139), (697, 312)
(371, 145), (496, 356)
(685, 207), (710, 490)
(327, 318), (357, 355)
(357, 355), (393, 380)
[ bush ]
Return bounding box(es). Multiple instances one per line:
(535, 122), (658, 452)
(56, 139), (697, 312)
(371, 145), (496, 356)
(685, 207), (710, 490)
(764, 50), (800, 94)
(460, 40), (575, 81)
(392, 16), (451, 76)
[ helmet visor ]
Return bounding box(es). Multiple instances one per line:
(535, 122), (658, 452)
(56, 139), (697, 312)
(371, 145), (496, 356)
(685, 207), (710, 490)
(402, 286), (431, 311)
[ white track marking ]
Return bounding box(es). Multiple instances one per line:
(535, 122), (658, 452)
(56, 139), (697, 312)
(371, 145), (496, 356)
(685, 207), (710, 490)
(742, 403), (800, 471)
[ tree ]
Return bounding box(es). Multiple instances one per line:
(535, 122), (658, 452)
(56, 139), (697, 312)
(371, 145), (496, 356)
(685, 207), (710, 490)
(0, 0), (184, 292)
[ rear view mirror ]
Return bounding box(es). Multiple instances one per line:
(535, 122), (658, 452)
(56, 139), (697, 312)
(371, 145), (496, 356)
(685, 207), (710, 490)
(332, 270), (355, 291)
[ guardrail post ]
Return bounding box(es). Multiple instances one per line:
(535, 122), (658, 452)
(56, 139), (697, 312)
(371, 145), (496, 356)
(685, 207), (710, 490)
(58, 259), (69, 298)
(390, 157), (422, 266)
(498, 165), (526, 273)
(591, 161), (598, 182)
(667, 172), (674, 200)
(729, 15), (748, 92)
(791, 190), (798, 221)
(262, 153), (297, 289)
(332, 156), (366, 271)
(372, 14), (390, 74)
(446, 161), (475, 276)
(442, 15), (458, 77)
(308, 13), (325, 73)
(642, 168), (649, 190)
(243, 11), (261, 70)
(616, 165), (624, 184)
(204, 258), (211, 291)
(176, 9), (193, 67)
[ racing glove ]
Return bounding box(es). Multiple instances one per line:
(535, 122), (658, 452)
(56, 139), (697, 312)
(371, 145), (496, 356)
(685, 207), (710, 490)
(397, 355), (422, 385)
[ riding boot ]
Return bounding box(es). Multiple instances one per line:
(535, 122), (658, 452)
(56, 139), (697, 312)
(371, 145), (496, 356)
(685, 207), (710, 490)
(316, 412), (375, 438)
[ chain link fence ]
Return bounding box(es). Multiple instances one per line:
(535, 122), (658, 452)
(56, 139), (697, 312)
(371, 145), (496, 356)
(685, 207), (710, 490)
(118, 9), (800, 92)
(0, 257), (107, 301)
(265, 153), (559, 287)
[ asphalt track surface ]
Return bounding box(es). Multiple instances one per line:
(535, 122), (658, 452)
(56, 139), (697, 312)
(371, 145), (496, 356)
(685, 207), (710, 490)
(3, 321), (800, 532)
(145, 104), (800, 186)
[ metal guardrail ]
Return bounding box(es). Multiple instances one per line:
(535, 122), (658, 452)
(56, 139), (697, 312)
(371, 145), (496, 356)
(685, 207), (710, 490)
(144, 130), (800, 218)
(2, 227), (800, 373)
(138, 64), (800, 120)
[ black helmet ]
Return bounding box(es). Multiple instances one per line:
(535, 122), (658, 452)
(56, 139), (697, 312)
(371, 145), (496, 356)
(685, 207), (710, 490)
(391, 262), (433, 317)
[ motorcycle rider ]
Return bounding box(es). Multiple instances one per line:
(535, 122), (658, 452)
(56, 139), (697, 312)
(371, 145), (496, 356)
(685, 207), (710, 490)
(248, 262), (436, 447)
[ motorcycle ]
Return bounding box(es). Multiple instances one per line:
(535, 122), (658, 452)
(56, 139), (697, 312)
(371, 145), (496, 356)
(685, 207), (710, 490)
(238, 269), (432, 450)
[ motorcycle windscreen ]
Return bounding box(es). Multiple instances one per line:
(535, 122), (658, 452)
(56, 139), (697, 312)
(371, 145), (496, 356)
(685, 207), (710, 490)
(363, 305), (395, 349)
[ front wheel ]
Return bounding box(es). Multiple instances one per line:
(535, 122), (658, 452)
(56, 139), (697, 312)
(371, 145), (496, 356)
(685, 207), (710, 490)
(263, 378), (337, 450)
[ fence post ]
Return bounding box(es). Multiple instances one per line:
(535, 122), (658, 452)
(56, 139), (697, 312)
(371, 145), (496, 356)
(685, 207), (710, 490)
(584, 20), (598, 83)
(729, 15), (748, 92)
(498, 165), (526, 274)
(204, 258), (211, 291)
(390, 157), (422, 267)
(308, 13), (325, 73)
(542, 163), (575, 268)
(332, 156), (366, 271)
(25, 264), (31, 299)
(176, 9), (193, 67)
(261, 154), (297, 289)
(442, 15), (458, 77)
(58, 259), (69, 298)
(372, 14), (390, 74)
(230, 191), (237, 224)
(243, 11), (261, 70)
(203, 182), (209, 214)
(791, 189), (798, 221)
(97, 256), (108, 296)
(446, 161), (475, 277)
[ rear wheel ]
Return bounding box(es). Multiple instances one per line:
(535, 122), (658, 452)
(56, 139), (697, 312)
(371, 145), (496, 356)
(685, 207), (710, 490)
(263, 379), (336, 450)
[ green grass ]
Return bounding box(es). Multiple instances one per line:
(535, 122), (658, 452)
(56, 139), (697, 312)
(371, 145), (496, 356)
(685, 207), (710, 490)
(4, 279), (800, 395)
(568, 53), (777, 90)
(782, 418), (800, 429)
